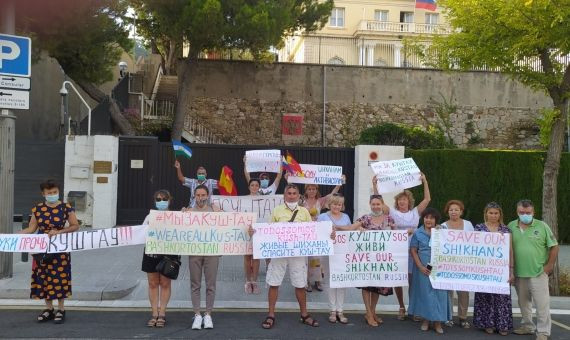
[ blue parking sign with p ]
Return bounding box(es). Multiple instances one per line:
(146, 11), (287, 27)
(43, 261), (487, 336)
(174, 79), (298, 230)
(0, 34), (32, 77)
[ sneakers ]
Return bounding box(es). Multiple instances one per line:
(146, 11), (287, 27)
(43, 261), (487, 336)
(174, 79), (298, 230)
(513, 327), (535, 335)
(203, 314), (214, 329)
(192, 314), (203, 330)
(536, 335), (548, 340)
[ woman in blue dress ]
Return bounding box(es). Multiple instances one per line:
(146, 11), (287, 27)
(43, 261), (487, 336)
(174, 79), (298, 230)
(408, 207), (451, 334)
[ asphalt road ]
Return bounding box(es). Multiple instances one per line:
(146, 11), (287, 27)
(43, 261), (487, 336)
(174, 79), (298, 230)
(0, 308), (569, 339)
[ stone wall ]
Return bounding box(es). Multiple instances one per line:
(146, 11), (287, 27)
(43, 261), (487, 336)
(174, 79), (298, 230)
(179, 60), (552, 149)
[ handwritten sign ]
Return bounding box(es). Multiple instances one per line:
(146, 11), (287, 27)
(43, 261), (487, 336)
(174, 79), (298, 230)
(0, 234), (48, 253)
(47, 225), (147, 253)
(329, 231), (409, 288)
(430, 229), (511, 294)
(245, 149), (281, 173)
(287, 164), (343, 186)
(146, 210), (256, 256)
(211, 195), (283, 223)
(370, 158), (421, 193)
(252, 221), (333, 259)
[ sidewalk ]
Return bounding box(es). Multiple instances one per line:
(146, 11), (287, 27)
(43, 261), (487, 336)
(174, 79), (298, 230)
(1, 241), (569, 312)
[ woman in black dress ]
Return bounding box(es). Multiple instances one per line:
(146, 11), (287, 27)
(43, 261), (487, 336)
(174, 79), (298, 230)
(142, 190), (181, 328)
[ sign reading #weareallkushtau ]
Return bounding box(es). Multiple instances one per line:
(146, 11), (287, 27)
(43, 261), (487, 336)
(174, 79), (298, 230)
(146, 210), (256, 256)
(329, 230), (409, 288)
(287, 164), (343, 186)
(252, 221), (333, 259)
(430, 229), (511, 294)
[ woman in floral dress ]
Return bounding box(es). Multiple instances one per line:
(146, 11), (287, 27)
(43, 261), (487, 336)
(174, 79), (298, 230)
(20, 179), (79, 324)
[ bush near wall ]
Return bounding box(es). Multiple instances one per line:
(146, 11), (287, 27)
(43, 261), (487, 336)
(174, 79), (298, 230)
(405, 150), (570, 243)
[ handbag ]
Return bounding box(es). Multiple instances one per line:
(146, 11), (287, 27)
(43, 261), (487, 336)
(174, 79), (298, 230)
(155, 256), (181, 280)
(32, 252), (56, 265)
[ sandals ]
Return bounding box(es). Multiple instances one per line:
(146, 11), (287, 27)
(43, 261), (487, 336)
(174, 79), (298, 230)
(156, 316), (166, 328)
(328, 311), (337, 323)
(314, 281), (323, 291)
(485, 328), (495, 334)
(336, 312), (348, 324)
(147, 316), (158, 327)
(251, 282), (261, 295)
(459, 319), (471, 329)
(498, 330), (509, 336)
(262, 315), (275, 329)
(397, 307), (406, 321)
(54, 310), (65, 324)
(37, 308), (55, 322)
(244, 282), (253, 294)
(364, 314), (379, 327)
(300, 314), (319, 327)
(421, 320), (429, 331)
(305, 284), (313, 293)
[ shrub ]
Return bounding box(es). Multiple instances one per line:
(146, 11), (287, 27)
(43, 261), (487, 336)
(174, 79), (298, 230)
(359, 123), (455, 149)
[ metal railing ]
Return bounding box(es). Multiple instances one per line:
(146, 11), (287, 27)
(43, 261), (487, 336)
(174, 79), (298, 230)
(183, 114), (224, 144)
(358, 20), (451, 35)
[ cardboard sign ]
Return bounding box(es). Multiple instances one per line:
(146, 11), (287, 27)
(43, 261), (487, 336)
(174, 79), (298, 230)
(245, 149), (281, 173)
(371, 158), (421, 193)
(287, 164), (343, 186)
(329, 231), (409, 288)
(252, 221), (333, 259)
(430, 229), (511, 294)
(211, 195), (283, 223)
(145, 210), (256, 256)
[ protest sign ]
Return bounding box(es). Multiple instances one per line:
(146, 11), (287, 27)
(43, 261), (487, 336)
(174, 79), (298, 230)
(211, 195), (283, 223)
(47, 225), (147, 253)
(245, 149), (281, 173)
(370, 158), (421, 194)
(429, 229), (511, 294)
(145, 210), (256, 256)
(287, 164), (343, 186)
(0, 234), (48, 253)
(329, 230), (409, 288)
(252, 221), (333, 259)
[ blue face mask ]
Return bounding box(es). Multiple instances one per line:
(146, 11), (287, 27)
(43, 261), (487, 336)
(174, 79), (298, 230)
(197, 174), (206, 181)
(155, 200), (169, 211)
(260, 179), (269, 188)
(518, 214), (533, 224)
(45, 194), (59, 204)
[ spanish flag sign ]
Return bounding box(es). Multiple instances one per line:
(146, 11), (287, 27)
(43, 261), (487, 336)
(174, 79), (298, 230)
(219, 165), (237, 196)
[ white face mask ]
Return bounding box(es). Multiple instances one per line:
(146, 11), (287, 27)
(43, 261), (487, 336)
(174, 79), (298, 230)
(285, 201), (298, 210)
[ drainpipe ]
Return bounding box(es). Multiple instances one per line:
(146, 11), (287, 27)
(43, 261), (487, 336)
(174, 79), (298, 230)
(322, 65), (327, 146)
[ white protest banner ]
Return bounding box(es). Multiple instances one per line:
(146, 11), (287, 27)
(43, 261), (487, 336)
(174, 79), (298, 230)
(370, 158), (421, 194)
(211, 195), (283, 223)
(47, 225), (147, 253)
(252, 221), (333, 259)
(329, 231), (409, 288)
(0, 234), (48, 253)
(287, 164), (343, 186)
(429, 229), (511, 294)
(146, 210), (256, 256)
(245, 149), (282, 173)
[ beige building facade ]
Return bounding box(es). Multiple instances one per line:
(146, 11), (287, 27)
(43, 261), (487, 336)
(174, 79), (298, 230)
(279, 0), (449, 67)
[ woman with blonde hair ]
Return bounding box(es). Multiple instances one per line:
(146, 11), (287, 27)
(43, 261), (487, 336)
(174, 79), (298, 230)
(373, 173), (431, 320)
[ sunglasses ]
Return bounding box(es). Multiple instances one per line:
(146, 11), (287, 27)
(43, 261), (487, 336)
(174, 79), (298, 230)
(370, 194), (383, 200)
(486, 202), (501, 209)
(332, 193), (344, 197)
(155, 198), (169, 202)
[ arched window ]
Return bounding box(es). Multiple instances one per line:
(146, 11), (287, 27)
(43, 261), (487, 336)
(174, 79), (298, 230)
(328, 56), (345, 65)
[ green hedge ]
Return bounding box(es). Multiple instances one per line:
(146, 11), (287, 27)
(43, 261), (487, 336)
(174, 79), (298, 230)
(405, 150), (570, 243)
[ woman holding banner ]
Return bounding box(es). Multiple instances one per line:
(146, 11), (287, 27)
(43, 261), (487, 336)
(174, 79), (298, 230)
(303, 176), (345, 292)
(244, 178), (262, 295)
(317, 193), (352, 324)
(408, 207), (451, 334)
(243, 155), (283, 195)
(186, 185), (222, 330)
(441, 200), (474, 329)
(141, 190), (181, 328)
(373, 173), (431, 321)
(20, 179), (79, 324)
(473, 202), (514, 336)
(341, 194), (395, 327)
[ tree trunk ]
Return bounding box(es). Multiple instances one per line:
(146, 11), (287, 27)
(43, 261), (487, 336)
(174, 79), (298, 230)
(542, 97), (567, 296)
(170, 58), (192, 141)
(165, 40), (179, 76)
(76, 79), (136, 136)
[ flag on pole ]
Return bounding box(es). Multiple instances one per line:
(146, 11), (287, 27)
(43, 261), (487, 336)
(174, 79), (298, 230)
(218, 166), (237, 196)
(282, 151), (303, 177)
(172, 140), (192, 159)
(415, 0), (436, 11)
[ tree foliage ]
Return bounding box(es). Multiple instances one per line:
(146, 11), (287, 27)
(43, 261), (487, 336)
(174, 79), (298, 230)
(359, 123), (455, 149)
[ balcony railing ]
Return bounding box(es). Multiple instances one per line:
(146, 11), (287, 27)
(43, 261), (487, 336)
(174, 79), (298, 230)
(358, 20), (451, 35)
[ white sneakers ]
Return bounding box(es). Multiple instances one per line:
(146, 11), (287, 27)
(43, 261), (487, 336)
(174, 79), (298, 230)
(192, 313), (214, 330)
(192, 314), (203, 330)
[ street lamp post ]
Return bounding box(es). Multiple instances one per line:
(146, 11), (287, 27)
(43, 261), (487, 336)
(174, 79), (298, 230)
(59, 81), (92, 136)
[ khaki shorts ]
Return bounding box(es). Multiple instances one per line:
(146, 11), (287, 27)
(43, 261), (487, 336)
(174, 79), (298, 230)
(266, 257), (307, 288)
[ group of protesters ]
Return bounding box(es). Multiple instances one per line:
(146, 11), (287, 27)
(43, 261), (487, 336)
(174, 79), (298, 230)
(20, 154), (559, 340)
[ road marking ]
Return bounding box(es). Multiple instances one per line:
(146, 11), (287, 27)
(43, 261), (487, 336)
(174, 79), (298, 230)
(552, 319), (570, 331)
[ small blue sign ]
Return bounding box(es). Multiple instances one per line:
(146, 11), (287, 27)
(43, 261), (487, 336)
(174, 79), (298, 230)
(0, 34), (32, 77)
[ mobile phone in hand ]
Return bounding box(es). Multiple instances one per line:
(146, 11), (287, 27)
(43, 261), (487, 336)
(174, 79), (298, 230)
(426, 264), (433, 271)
